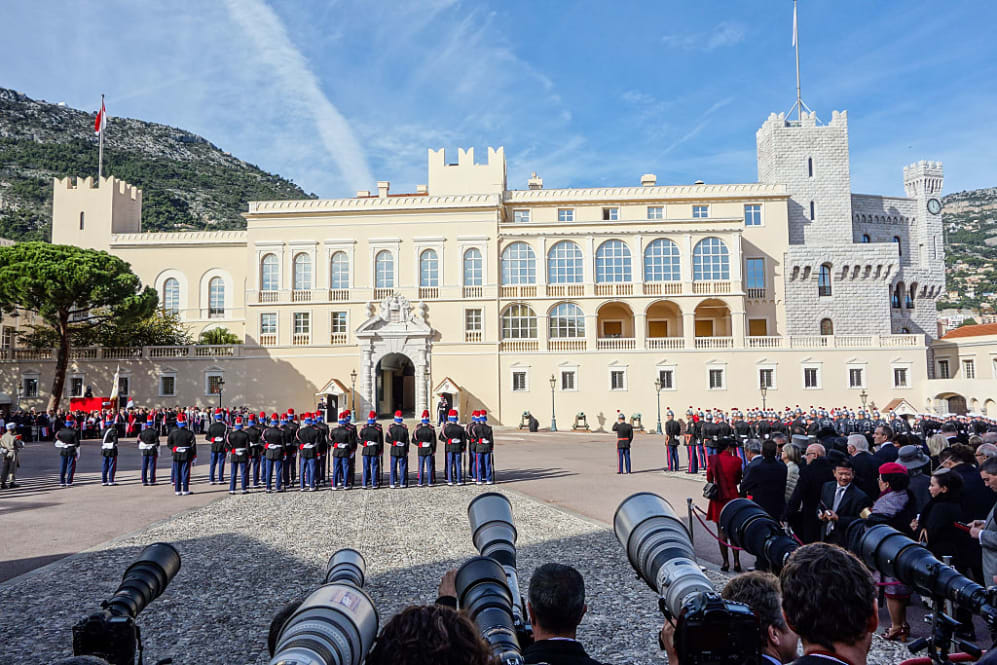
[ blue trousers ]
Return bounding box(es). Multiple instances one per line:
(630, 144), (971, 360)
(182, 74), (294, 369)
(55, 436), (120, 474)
(229, 460), (248, 491)
(300, 457), (316, 489)
(250, 456), (262, 486)
(666, 445), (680, 471)
(264, 458), (283, 491)
(209, 451), (226, 482)
(334, 457), (350, 488)
(173, 460), (191, 493)
(417, 455), (432, 485)
(475, 452), (493, 483)
(59, 455), (77, 485)
(617, 448), (632, 473)
(362, 456), (381, 487)
(283, 454), (297, 485)
(391, 456), (408, 486)
(446, 452), (463, 483)
(141, 454), (158, 483)
(101, 456), (118, 483)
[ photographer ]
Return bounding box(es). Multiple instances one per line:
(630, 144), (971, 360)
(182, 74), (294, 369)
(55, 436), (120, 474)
(660, 571), (799, 665)
(366, 605), (495, 665)
(779, 543), (878, 665)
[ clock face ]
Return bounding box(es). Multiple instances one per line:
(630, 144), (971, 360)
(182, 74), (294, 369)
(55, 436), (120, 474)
(927, 198), (942, 215)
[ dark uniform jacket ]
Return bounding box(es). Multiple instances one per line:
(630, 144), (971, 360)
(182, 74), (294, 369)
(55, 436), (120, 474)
(740, 456), (788, 519)
(330, 425), (357, 458)
(414, 424), (436, 456)
(315, 421), (330, 458)
(100, 425), (119, 457)
(168, 428), (197, 462)
(849, 451), (881, 501)
(440, 423), (466, 453)
(664, 419), (681, 444)
(227, 429), (251, 462)
(207, 422), (228, 453)
(784, 456), (835, 544)
(359, 424), (383, 456)
(56, 426), (80, 457)
(138, 428), (160, 456)
(263, 426), (286, 461)
(476, 423), (494, 453)
(734, 420), (751, 441)
(612, 421), (633, 449)
(388, 423), (409, 456)
(245, 425), (263, 458)
(522, 639), (610, 665)
(282, 424), (298, 459)
(296, 425), (320, 459)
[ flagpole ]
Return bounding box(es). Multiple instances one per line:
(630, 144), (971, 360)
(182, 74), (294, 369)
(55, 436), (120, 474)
(98, 93), (104, 185)
(793, 0), (802, 122)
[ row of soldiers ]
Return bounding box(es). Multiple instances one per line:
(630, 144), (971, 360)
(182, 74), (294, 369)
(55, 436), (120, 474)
(52, 406), (497, 495)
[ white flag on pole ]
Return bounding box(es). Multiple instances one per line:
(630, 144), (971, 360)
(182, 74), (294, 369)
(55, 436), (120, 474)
(109, 364), (121, 403)
(792, 2), (798, 47)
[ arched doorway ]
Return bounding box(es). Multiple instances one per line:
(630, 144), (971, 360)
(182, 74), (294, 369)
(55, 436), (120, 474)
(935, 393), (967, 415)
(645, 300), (682, 339)
(376, 353), (416, 417)
(596, 301), (635, 339)
(694, 298), (732, 337)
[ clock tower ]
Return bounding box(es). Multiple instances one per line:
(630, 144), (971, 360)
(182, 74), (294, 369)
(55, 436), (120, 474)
(903, 160), (946, 282)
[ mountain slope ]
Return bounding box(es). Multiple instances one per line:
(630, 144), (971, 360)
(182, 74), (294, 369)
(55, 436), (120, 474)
(940, 187), (997, 311)
(0, 87), (314, 240)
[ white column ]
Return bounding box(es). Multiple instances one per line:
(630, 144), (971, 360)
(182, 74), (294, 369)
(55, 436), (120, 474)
(361, 346), (373, 414)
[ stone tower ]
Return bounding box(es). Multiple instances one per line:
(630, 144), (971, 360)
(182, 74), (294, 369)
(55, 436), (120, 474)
(51, 176), (142, 250)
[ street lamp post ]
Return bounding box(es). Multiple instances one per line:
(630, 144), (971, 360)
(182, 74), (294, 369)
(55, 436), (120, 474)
(217, 378), (225, 410)
(654, 377), (663, 435)
(760, 384), (768, 411)
(425, 366), (432, 417)
(549, 374), (557, 432)
(859, 388), (868, 409)
(15, 384), (22, 411)
(350, 369), (358, 422)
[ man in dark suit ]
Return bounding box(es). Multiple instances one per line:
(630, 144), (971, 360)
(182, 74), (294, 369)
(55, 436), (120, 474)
(819, 459), (872, 545)
(741, 439), (788, 520)
(846, 434), (880, 501)
(784, 443), (835, 544)
(873, 424), (899, 463)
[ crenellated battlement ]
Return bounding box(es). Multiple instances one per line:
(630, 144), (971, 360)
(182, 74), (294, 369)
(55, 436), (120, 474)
(55, 175), (142, 201)
(51, 175), (142, 249)
(427, 146), (507, 196)
(903, 160), (944, 198)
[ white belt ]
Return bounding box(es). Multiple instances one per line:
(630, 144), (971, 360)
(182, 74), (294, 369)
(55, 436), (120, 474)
(266, 443), (282, 449)
(213, 437), (224, 442)
(364, 441), (377, 447)
(481, 439), (490, 444)
(302, 443), (315, 449)
(101, 442), (116, 449)
(139, 443), (155, 450)
(393, 441), (406, 446)
(55, 441), (67, 448)
(420, 442), (431, 448)
(233, 448), (247, 454)
(450, 439), (460, 444)
(175, 447), (190, 453)
(336, 443), (349, 449)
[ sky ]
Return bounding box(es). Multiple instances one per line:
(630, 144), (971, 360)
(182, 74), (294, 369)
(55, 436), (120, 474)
(3, 1), (996, 199)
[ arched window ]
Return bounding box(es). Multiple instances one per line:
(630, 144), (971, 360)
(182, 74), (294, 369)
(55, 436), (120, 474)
(463, 248), (482, 286)
(547, 241), (583, 284)
(419, 249), (439, 287)
(906, 283), (916, 309)
(808, 157), (813, 178)
(820, 318), (833, 335)
(375, 251), (394, 289)
(893, 236), (902, 256)
(818, 264), (832, 297)
(861, 234), (870, 243)
(548, 303), (585, 338)
(330, 252), (349, 289)
(79, 211), (85, 230)
(643, 238), (681, 282)
(501, 304), (537, 339)
(208, 277), (225, 318)
(501, 242), (536, 285)
(293, 253), (312, 291)
(692, 237), (729, 281)
(892, 282), (904, 309)
(162, 278), (180, 315)
(595, 239), (632, 283)
(261, 253), (279, 291)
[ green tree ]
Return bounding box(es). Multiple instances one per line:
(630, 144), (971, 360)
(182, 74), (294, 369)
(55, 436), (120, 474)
(198, 327), (242, 345)
(959, 318), (979, 327)
(17, 310), (192, 349)
(0, 242), (157, 410)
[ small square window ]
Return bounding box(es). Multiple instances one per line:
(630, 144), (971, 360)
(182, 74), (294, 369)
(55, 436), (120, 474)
(803, 367), (820, 389)
(160, 375), (176, 397)
(658, 369), (674, 390)
(647, 206), (663, 220)
(693, 205), (709, 218)
(1, 326), (13, 349)
(759, 369), (774, 389)
(465, 309), (482, 332)
(561, 370), (576, 391)
(260, 313), (277, 335)
(558, 208), (574, 222)
(70, 377), (84, 397)
(849, 368), (864, 388)
(207, 374), (224, 395)
(893, 368), (909, 388)
(962, 359), (976, 379)
(118, 377), (130, 397)
(610, 369), (626, 390)
(744, 204), (762, 226)
(294, 312), (310, 334)
(512, 371), (528, 392)
(708, 368), (725, 390)
(331, 311), (348, 334)
(513, 209), (531, 223)
(22, 377), (38, 397)
(937, 360), (950, 379)
(602, 207), (619, 221)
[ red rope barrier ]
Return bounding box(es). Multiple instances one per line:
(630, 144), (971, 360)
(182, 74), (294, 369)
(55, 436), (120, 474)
(691, 505), (744, 551)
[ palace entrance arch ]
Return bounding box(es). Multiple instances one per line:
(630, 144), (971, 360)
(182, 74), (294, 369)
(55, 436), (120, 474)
(376, 353), (416, 417)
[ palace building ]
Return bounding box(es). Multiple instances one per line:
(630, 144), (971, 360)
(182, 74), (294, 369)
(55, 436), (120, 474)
(0, 109), (955, 424)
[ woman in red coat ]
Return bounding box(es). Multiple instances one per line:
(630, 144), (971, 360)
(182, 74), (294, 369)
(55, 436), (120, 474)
(707, 438), (744, 571)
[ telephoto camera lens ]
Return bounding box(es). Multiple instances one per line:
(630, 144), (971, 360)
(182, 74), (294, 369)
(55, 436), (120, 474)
(325, 548), (366, 587)
(467, 492), (527, 629)
(719, 498), (799, 574)
(613, 492), (713, 618)
(104, 542), (182, 619)
(270, 548), (379, 665)
(847, 521), (997, 625)
(456, 555), (525, 665)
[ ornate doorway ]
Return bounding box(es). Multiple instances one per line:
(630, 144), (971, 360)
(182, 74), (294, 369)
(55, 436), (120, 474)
(376, 352), (416, 417)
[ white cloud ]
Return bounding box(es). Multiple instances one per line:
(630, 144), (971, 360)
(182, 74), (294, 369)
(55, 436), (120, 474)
(223, 0), (373, 191)
(662, 21), (746, 51)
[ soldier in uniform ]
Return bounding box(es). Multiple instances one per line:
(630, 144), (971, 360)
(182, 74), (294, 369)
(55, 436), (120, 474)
(227, 416), (251, 495)
(206, 409), (228, 485)
(664, 409), (681, 471)
(262, 414), (286, 493)
(685, 409), (702, 474)
(100, 416), (119, 486)
(245, 413), (264, 488)
(330, 411), (356, 490)
(612, 412), (633, 474)
(388, 410), (409, 488)
(0, 422), (21, 489)
(466, 411), (480, 482)
(138, 414), (160, 486)
(343, 410), (358, 488)
(314, 411), (330, 487)
(702, 412), (718, 459)
(296, 413), (320, 491)
(359, 411), (382, 489)
(440, 409), (466, 485)
(281, 413), (298, 487)
(414, 410), (435, 487)
(476, 410), (495, 485)
(168, 413), (197, 496)
(56, 415), (81, 487)
(889, 411), (910, 436)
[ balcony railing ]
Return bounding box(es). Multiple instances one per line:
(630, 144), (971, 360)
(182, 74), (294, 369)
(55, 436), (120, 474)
(546, 284), (585, 297)
(501, 285), (537, 298)
(194, 345), (238, 357)
(373, 288), (394, 300)
(70, 348), (99, 360)
(465, 331), (482, 343)
(745, 288), (767, 299)
(292, 333), (310, 346)
(330, 333), (348, 346)
(746, 336), (784, 348)
(596, 337), (636, 351)
(258, 290), (279, 303)
(693, 281), (731, 294)
(499, 339), (539, 352)
(259, 334), (277, 347)
(694, 337), (733, 349)
(102, 347), (143, 360)
(594, 283), (633, 296)
(148, 346), (190, 358)
(548, 338), (587, 352)
(646, 337), (685, 350)
(643, 282), (682, 296)
(462, 286), (483, 298)
(881, 334), (921, 347)
(418, 287), (439, 299)
(291, 290), (312, 302)
(0, 344), (244, 362)
(835, 335), (874, 348)
(790, 335), (831, 349)
(329, 289), (350, 302)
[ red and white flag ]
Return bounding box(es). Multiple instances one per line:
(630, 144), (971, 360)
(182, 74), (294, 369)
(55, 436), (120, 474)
(95, 100), (108, 135)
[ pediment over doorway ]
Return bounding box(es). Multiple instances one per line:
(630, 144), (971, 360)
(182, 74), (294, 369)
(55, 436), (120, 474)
(355, 294), (433, 338)
(433, 376), (461, 395)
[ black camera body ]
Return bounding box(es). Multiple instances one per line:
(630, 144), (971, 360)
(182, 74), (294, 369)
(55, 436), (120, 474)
(73, 611), (138, 665)
(673, 592), (760, 665)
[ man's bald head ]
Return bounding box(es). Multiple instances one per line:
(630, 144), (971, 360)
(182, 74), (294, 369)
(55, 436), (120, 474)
(806, 443), (825, 458)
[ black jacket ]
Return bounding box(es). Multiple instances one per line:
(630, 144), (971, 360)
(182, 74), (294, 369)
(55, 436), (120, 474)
(359, 424), (383, 456)
(476, 423), (494, 453)
(874, 442), (899, 464)
(387, 423), (409, 456)
(100, 426), (119, 457)
(330, 425), (356, 458)
(849, 451), (880, 501)
(612, 421), (633, 449)
(819, 482), (872, 545)
(138, 428), (160, 456)
(227, 429), (251, 461)
(168, 428), (197, 462)
(918, 492), (967, 567)
(952, 462), (996, 520)
(297, 425), (321, 459)
(263, 426), (286, 461)
(784, 456), (834, 544)
(740, 456), (788, 520)
(414, 424), (436, 455)
(207, 421), (228, 452)
(440, 423), (466, 453)
(523, 639), (610, 665)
